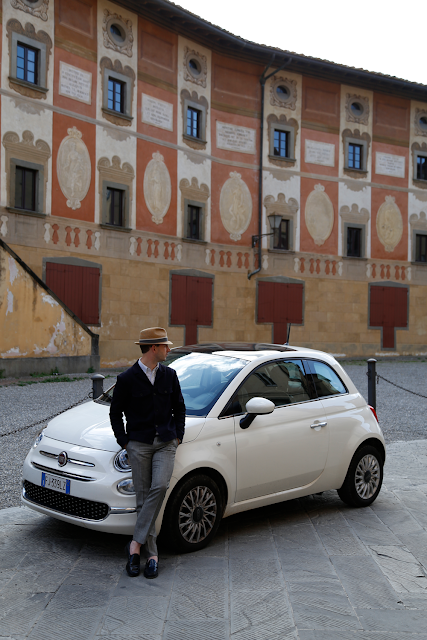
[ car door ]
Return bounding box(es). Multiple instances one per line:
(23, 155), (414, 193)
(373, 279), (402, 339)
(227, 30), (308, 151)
(304, 359), (364, 465)
(232, 359), (329, 502)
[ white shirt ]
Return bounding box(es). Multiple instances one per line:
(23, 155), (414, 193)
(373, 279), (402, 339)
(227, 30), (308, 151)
(138, 359), (159, 385)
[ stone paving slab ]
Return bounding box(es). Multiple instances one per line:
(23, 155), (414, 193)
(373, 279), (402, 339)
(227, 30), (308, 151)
(2, 440), (427, 638)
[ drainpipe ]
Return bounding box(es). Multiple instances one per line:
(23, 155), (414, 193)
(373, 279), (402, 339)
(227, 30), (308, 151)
(248, 56), (292, 280)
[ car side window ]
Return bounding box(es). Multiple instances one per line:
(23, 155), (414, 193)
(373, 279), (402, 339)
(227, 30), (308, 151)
(223, 359), (312, 416)
(306, 360), (347, 397)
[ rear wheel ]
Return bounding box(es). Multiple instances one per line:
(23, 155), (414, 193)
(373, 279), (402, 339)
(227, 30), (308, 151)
(163, 474), (223, 553)
(338, 446), (383, 507)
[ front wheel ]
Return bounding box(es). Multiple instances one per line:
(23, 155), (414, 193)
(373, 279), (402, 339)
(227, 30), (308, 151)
(163, 474), (223, 553)
(338, 446), (383, 507)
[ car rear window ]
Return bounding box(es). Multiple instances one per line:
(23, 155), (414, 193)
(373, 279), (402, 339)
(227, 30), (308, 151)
(306, 360), (347, 397)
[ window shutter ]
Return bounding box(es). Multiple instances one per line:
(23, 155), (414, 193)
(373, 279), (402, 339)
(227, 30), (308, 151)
(257, 282), (275, 323)
(369, 286), (384, 327)
(46, 262), (100, 325)
(170, 274), (213, 345)
(369, 285), (408, 349)
(195, 277), (212, 326)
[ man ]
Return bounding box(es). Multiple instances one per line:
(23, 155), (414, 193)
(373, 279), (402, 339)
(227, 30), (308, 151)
(110, 327), (186, 579)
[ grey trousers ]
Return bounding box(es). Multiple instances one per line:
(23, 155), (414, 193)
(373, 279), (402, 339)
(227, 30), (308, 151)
(127, 437), (178, 558)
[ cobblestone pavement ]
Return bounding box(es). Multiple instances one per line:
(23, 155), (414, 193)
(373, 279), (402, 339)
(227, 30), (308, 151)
(2, 440), (427, 639)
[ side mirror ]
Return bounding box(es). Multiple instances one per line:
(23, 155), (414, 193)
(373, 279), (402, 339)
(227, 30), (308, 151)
(240, 397), (275, 429)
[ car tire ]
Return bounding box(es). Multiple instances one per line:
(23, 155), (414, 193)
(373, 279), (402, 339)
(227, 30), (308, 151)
(338, 445), (383, 508)
(163, 474), (223, 553)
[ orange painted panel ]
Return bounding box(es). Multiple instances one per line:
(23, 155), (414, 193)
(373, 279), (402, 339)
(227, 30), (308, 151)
(300, 127), (339, 177)
(52, 112), (96, 222)
(53, 47), (97, 118)
(55, 0), (97, 52)
(373, 94), (410, 142)
(212, 52), (262, 112)
(136, 138), (177, 235)
(138, 17), (177, 87)
(299, 177), (339, 255)
(370, 187), (408, 261)
(210, 162), (258, 246)
(302, 77), (340, 128)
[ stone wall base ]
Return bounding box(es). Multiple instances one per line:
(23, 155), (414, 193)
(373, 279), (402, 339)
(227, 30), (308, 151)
(0, 355), (100, 378)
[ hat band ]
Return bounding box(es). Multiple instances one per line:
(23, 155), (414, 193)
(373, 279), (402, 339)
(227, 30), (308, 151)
(138, 336), (169, 344)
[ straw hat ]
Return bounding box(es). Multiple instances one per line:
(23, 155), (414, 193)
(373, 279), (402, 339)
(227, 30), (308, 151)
(134, 327), (173, 346)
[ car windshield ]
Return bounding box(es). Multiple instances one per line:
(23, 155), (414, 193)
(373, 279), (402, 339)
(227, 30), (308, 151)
(169, 353), (248, 416)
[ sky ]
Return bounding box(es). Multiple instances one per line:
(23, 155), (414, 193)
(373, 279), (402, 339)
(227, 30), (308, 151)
(172, 0), (426, 86)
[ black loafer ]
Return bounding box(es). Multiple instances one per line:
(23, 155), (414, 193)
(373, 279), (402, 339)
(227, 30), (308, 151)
(144, 558), (158, 579)
(125, 541), (140, 577)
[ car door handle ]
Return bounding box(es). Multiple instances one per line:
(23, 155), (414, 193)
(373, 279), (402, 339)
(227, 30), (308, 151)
(310, 421), (327, 429)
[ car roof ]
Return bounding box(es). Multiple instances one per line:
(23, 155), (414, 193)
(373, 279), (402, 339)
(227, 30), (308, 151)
(167, 342), (297, 354)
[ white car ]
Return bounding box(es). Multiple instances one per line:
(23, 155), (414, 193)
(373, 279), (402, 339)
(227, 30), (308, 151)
(22, 346), (385, 552)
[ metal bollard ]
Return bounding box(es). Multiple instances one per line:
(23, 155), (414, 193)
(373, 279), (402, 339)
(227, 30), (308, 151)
(91, 373), (105, 399)
(367, 358), (377, 410)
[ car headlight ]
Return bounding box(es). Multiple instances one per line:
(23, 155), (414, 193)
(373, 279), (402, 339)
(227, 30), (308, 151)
(117, 479), (135, 495)
(114, 449), (132, 472)
(33, 429), (45, 448)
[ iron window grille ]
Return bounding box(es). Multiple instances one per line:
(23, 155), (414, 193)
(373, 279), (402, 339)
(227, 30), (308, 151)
(15, 166), (37, 211)
(347, 226), (362, 257)
(416, 234), (427, 262)
(106, 187), (124, 226)
(187, 205), (201, 240)
(273, 219), (290, 250)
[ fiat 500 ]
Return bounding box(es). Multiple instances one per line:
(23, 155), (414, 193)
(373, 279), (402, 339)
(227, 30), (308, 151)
(22, 346), (385, 552)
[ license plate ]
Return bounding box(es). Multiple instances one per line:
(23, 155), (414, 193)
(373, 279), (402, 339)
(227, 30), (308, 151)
(41, 473), (71, 494)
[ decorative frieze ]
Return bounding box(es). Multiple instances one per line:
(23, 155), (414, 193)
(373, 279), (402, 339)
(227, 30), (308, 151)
(219, 172), (252, 241)
(183, 47), (207, 88)
(305, 184), (334, 246)
(345, 94), (370, 125)
(102, 10), (133, 58)
(270, 76), (297, 110)
(376, 196), (403, 252)
(143, 152), (172, 224)
(10, 0), (49, 22)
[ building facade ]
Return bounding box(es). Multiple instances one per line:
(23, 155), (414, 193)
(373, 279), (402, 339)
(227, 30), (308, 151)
(1, 0), (427, 368)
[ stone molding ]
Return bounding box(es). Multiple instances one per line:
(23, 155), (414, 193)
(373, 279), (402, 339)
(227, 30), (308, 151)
(339, 203), (370, 224)
(414, 108), (427, 138)
(183, 47), (207, 88)
(345, 94), (370, 125)
(264, 193), (298, 219)
(97, 155), (134, 189)
(57, 127), (91, 211)
(6, 18), (52, 99)
(10, 0), (49, 21)
(269, 75), (297, 110)
(179, 177), (210, 203)
(2, 130), (51, 211)
(99, 57), (135, 127)
(409, 210), (427, 230)
(102, 9), (133, 58)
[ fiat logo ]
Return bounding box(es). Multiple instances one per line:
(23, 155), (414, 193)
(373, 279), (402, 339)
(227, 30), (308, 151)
(58, 451), (68, 467)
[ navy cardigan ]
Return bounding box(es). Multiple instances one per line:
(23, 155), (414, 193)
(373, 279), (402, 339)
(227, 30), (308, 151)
(109, 361), (186, 448)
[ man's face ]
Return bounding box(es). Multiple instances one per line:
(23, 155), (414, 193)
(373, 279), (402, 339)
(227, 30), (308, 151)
(152, 344), (170, 362)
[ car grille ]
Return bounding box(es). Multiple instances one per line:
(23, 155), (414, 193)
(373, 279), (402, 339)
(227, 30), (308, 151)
(23, 481), (109, 521)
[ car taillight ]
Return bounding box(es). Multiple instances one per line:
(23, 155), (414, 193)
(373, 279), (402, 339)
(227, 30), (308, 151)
(368, 405), (379, 423)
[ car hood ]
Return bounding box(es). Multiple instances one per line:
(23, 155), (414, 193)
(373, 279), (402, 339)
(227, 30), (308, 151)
(44, 401), (205, 451)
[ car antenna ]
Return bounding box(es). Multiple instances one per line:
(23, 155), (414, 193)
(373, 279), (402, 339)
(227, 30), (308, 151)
(285, 323), (291, 346)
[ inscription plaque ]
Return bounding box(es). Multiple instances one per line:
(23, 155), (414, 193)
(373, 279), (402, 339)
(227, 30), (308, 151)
(141, 94), (173, 131)
(216, 122), (256, 154)
(375, 152), (405, 178)
(59, 62), (92, 105)
(305, 139), (335, 167)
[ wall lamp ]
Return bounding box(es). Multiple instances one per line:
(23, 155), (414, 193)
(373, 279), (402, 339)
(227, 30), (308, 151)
(251, 213), (282, 248)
